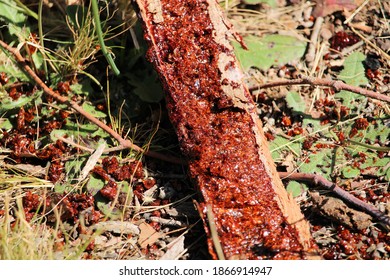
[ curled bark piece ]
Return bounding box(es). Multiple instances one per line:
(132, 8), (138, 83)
(133, 0), (320, 259)
(310, 192), (372, 231)
(279, 172), (390, 227)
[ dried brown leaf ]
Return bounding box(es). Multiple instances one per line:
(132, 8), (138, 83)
(312, 0), (363, 17)
(138, 221), (164, 248)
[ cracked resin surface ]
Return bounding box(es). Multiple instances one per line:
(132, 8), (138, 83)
(135, 0), (318, 259)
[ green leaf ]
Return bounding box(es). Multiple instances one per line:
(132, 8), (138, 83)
(342, 166), (360, 178)
(285, 91), (306, 115)
(364, 120), (390, 144)
(126, 70), (163, 103)
(0, 90), (43, 114)
(243, 0), (277, 7)
(97, 201), (122, 220)
(118, 181), (132, 195)
(0, 63), (30, 83)
(384, 166), (390, 181)
(54, 182), (73, 193)
(233, 34), (307, 71)
(269, 136), (301, 161)
(31, 51), (44, 71)
(286, 181), (308, 197)
(0, 118), (13, 130)
(336, 52), (369, 107)
(301, 143), (390, 180)
(302, 117), (328, 133)
(70, 80), (93, 96)
(338, 52), (368, 85)
(50, 121), (109, 142)
(358, 153), (389, 174)
(299, 149), (334, 180)
(65, 156), (87, 180)
(86, 175), (105, 195)
(0, 0), (26, 25)
(0, 0), (28, 36)
(82, 102), (107, 118)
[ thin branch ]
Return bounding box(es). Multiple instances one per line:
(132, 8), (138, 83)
(0, 39), (184, 165)
(279, 172), (390, 228)
(249, 75), (390, 103)
(305, 16), (323, 64)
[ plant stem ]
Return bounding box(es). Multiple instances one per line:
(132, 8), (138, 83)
(279, 172), (390, 227)
(347, 139), (390, 152)
(206, 205), (225, 260)
(249, 75), (390, 103)
(38, 0), (48, 80)
(91, 0), (120, 76)
(14, 0), (38, 20)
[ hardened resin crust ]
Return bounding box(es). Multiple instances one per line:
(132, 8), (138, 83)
(133, 0), (319, 259)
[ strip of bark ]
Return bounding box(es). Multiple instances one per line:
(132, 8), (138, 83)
(133, 0), (320, 259)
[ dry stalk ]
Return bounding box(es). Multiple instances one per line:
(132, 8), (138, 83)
(249, 75), (390, 103)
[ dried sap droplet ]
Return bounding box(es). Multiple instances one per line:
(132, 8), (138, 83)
(330, 31), (360, 52)
(57, 81), (70, 94)
(0, 72), (9, 85)
(281, 116), (292, 127)
(353, 118), (369, 130)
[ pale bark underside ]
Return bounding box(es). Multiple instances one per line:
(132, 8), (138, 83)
(133, 0), (320, 259)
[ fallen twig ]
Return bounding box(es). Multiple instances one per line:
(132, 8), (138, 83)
(305, 17), (324, 64)
(279, 172), (390, 228)
(0, 39), (184, 165)
(249, 75), (390, 103)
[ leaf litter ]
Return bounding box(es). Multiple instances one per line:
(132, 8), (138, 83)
(229, 0), (389, 259)
(0, 0), (389, 260)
